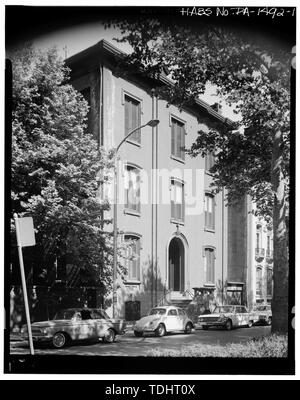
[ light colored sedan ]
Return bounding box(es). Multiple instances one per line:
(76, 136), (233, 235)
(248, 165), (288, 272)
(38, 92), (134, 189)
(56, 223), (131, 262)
(252, 304), (272, 325)
(133, 306), (194, 337)
(196, 305), (255, 330)
(21, 308), (126, 348)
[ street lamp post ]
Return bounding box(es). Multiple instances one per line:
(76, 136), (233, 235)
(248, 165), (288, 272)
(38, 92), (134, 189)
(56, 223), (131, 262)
(112, 119), (160, 318)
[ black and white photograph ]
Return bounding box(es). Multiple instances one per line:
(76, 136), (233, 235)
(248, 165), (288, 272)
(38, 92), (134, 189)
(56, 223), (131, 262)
(3, 2), (297, 378)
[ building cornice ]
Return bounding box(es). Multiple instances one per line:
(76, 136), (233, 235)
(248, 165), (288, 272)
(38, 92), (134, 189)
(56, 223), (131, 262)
(66, 39), (235, 128)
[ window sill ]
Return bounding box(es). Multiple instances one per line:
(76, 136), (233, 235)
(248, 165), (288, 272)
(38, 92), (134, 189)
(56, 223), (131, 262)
(124, 209), (141, 217)
(126, 139), (141, 148)
(124, 280), (141, 285)
(170, 155), (185, 164)
(204, 228), (215, 233)
(170, 218), (185, 226)
(203, 283), (216, 289)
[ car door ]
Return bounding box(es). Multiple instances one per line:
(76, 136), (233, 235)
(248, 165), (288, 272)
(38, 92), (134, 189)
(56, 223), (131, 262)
(165, 309), (181, 331)
(79, 309), (96, 339)
(91, 309), (107, 338)
(233, 307), (243, 326)
(178, 309), (187, 330)
(236, 306), (248, 326)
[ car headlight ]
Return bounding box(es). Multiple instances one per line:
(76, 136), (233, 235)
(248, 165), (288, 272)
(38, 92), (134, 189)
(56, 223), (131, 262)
(41, 328), (48, 335)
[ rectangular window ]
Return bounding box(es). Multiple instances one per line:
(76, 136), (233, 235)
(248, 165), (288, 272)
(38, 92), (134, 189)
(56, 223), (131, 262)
(267, 268), (273, 297)
(125, 166), (141, 213)
(171, 179), (184, 222)
(205, 194), (215, 230)
(125, 95), (141, 144)
(256, 267), (263, 297)
(204, 248), (215, 283)
(171, 118), (185, 160)
(124, 235), (141, 281)
(267, 235), (270, 252)
(205, 151), (215, 171)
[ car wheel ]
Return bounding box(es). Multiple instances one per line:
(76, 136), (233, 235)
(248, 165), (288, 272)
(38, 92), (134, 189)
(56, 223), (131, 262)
(103, 328), (115, 343)
(155, 323), (166, 337)
(267, 317), (272, 326)
(225, 319), (233, 331)
(185, 323), (193, 334)
(52, 332), (68, 349)
(247, 320), (253, 328)
(134, 331), (143, 337)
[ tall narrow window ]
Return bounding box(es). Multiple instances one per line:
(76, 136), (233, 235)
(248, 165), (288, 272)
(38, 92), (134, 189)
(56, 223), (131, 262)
(205, 151), (215, 172)
(256, 266), (263, 298)
(256, 224), (262, 254)
(267, 268), (273, 298)
(256, 233), (260, 249)
(171, 179), (184, 222)
(124, 165), (140, 213)
(266, 235), (271, 257)
(204, 248), (215, 283)
(124, 235), (141, 281)
(205, 193), (215, 230)
(124, 95), (141, 144)
(171, 118), (185, 160)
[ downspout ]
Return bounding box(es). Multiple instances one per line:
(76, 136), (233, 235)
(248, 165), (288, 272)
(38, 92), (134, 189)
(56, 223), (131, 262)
(99, 63), (104, 147)
(155, 93), (159, 306)
(222, 187), (224, 305)
(151, 89), (155, 308)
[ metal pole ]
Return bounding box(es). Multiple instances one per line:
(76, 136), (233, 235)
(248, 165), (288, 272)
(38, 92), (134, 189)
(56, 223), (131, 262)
(13, 213), (34, 355)
(112, 157), (118, 319)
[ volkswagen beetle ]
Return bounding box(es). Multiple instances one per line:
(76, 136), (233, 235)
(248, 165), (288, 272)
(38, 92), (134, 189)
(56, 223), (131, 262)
(133, 306), (194, 337)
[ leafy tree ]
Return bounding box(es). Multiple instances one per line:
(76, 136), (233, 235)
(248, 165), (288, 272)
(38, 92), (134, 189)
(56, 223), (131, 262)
(10, 46), (116, 301)
(108, 18), (293, 333)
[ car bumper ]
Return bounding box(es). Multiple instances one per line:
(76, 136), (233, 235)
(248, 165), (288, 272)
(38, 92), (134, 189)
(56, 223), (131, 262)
(133, 326), (156, 333)
(21, 335), (52, 342)
(196, 322), (226, 329)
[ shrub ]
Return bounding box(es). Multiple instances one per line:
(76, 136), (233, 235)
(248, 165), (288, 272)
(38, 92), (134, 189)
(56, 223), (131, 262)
(147, 334), (288, 358)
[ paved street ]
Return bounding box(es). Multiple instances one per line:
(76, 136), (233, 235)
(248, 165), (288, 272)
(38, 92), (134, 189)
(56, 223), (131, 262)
(10, 326), (271, 356)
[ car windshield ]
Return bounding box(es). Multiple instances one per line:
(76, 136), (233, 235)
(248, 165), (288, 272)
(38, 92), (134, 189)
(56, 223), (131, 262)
(254, 306), (270, 311)
(213, 306), (234, 314)
(149, 308), (167, 316)
(53, 310), (77, 320)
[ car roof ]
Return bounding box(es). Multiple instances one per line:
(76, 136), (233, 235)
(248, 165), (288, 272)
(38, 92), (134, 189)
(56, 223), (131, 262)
(152, 306), (182, 310)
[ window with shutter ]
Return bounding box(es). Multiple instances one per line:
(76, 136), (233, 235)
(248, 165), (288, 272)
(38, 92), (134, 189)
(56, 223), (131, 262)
(125, 165), (141, 213)
(124, 95), (141, 144)
(171, 179), (184, 222)
(267, 268), (273, 297)
(171, 118), (185, 160)
(205, 151), (215, 171)
(205, 193), (215, 230)
(256, 266), (263, 297)
(204, 248), (215, 283)
(124, 235), (141, 281)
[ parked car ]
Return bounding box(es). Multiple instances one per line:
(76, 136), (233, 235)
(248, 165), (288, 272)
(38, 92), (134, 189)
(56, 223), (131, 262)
(252, 304), (272, 325)
(196, 305), (255, 331)
(133, 306), (194, 337)
(21, 308), (126, 348)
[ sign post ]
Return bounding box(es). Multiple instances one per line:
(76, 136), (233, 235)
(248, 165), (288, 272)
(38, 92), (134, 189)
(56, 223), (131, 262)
(13, 213), (36, 355)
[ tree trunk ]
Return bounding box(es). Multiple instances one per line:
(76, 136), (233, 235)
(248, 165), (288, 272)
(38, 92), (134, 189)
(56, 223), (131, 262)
(271, 129), (289, 333)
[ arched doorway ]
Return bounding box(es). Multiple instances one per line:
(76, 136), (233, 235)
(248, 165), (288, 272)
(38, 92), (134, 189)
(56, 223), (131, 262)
(168, 237), (185, 292)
